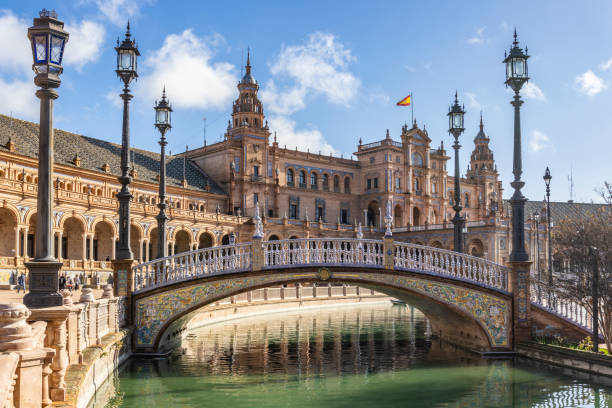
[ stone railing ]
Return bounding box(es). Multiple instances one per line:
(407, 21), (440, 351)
(0, 286), (123, 407)
(133, 238), (509, 294)
(394, 242), (509, 291)
(530, 280), (594, 333)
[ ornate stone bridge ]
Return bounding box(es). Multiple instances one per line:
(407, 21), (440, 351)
(114, 236), (594, 354)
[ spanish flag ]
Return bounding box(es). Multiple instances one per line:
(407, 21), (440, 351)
(396, 94), (411, 106)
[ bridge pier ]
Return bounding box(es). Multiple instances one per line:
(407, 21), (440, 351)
(508, 260), (532, 346)
(112, 259), (135, 325)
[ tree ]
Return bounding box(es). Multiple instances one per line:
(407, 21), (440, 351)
(551, 182), (611, 351)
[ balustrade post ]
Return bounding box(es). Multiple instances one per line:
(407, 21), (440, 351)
(111, 259), (134, 325)
(383, 237), (395, 270)
(251, 238), (264, 272)
(508, 260), (532, 347)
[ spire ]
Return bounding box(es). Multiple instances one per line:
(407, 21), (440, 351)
(126, 21), (131, 39)
(246, 47), (251, 74)
(240, 47), (256, 85)
(385, 129), (390, 139)
(479, 111), (483, 131)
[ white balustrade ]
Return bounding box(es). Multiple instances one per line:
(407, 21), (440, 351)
(530, 280), (594, 332)
(134, 238), (509, 293)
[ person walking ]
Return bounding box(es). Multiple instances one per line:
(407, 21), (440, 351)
(59, 274), (66, 290)
(16, 273), (25, 294)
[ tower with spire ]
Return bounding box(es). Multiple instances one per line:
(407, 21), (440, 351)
(467, 113), (496, 178)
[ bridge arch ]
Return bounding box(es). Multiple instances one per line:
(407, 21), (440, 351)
(133, 267), (511, 354)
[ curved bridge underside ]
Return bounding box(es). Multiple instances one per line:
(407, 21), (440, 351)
(133, 267), (512, 353)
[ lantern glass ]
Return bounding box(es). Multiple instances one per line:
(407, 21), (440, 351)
(118, 50), (133, 71)
(49, 34), (65, 65)
(34, 35), (47, 63)
(156, 109), (168, 125)
(453, 113), (463, 129)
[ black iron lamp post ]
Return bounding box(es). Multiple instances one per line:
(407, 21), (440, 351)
(154, 88), (172, 259)
(115, 22), (140, 260)
(533, 210), (541, 279)
(543, 167), (553, 285)
(24, 9), (69, 308)
(503, 30), (530, 262)
(448, 92), (466, 253)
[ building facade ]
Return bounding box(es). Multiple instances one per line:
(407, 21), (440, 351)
(0, 59), (600, 286)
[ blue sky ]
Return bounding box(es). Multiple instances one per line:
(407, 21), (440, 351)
(1, 1), (611, 203)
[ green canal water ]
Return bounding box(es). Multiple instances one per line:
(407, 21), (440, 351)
(93, 303), (611, 408)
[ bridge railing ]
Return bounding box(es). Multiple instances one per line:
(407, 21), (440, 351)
(133, 243), (252, 293)
(530, 280), (594, 332)
(394, 242), (509, 291)
(263, 238), (383, 268)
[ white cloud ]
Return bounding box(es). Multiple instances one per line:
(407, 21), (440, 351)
(529, 129), (550, 153)
(464, 92), (482, 111)
(467, 26), (487, 45)
(500, 21), (510, 32)
(522, 82), (546, 101)
(268, 116), (336, 155)
(261, 32), (359, 154)
(138, 29), (237, 110)
(599, 58), (612, 71)
(368, 87), (390, 105)
(63, 20), (105, 71)
(262, 32), (360, 116)
(575, 70), (607, 96)
(94, 0), (143, 26)
(0, 11), (32, 74)
(0, 78), (37, 118)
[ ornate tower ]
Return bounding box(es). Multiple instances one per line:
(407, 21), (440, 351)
(229, 50), (266, 134)
(468, 113), (495, 176)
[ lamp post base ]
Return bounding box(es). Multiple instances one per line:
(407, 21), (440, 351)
(23, 260), (63, 308)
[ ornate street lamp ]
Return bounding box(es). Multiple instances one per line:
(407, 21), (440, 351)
(447, 91), (466, 253)
(24, 9), (69, 308)
(154, 87), (172, 259)
(503, 29), (530, 262)
(114, 22), (140, 260)
(533, 210), (540, 281)
(543, 167), (553, 285)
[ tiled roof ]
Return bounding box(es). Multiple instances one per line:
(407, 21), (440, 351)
(503, 199), (610, 222)
(0, 114), (225, 195)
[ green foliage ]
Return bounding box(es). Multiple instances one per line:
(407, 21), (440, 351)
(577, 336), (594, 351)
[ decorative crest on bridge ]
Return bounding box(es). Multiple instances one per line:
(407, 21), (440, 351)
(253, 203), (264, 239)
(356, 222), (363, 239)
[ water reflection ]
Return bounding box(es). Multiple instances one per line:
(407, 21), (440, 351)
(99, 304), (611, 408)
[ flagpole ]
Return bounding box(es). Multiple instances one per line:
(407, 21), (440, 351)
(411, 93), (414, 125)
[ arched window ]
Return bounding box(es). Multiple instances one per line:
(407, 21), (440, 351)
(310, 172), (318, 189)
(411, 152), (424, 167)
(287, 169), (295, 186)
(344, 177), (351, 193)
(322, 174), (329, 191)
(432, 182), (437, 194)
(414, 178), (420, 192)
(464, 193), (470, 208)
(333, 175), (340, 192)
(299, 171), (306, 187)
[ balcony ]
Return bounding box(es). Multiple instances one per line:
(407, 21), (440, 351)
(251, 175), (264, 182)
(299, 183), (307, 189)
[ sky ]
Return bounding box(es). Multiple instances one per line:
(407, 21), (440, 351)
(1, 0), (611, 203)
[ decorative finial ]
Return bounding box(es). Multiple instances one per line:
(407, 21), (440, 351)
(480, 111), (483, 131)
(356, 222), (363, 239)
(274, 131), (277, 143)
(253, 203), (264, 239)
(384, 200), (393, 237)
(386, 129), (390, 139)
(359, 137), (362, 145)
(454, 90), (458, 103)
(513, 28), (518, 46)
(246, 47), (251, 74)
(126, 21), (131, 38)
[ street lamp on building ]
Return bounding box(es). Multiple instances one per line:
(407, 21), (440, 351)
(448, 92), (466, 253)
(154, 88), (172, 259)
(503, 29), (530, 263)
(114, 22), (139, 260)
(543, 167), (553, 286)
(23, 9), (69, 308)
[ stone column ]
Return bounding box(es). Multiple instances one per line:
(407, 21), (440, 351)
(22, 227), (29, 259)
(57, 231), (63, 260)
(111, 260), (134, 325)
(89, 234), (94, 261)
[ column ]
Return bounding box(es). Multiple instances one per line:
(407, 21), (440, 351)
(14, 226), (19, 260)
(23, 227), (29, 258)
(57, 231), (63, 260)
(89, 234), (94, 261)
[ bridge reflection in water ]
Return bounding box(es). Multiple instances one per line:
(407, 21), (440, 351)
(95, 304), (611, 408)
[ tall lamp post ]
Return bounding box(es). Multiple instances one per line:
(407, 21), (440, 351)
(533, 210), (540, 282)
(114, 23), (139, 260)
(503, 30), (530, 263)
(543, 167), (553, 285)
(24, 10), (69, 308)
(448, 92), (466, 253)
(154, 88), (172, 259)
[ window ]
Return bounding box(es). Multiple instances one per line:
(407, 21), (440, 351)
(322, 174), (329, 191)
(287, 169), (294, 186)
(299, 171), (307, 188)
(367, 179), (372, 190)
(340, 208), (349, 224)
(448, 191), (454, 205)
(253, 193), (259, 205)
(373, 178), (378, 189)
(414, 178), (420, 192)
(268, 209), (274, 217)
(333, 175), (340, 192)
(268, 162), (273, 177)
(315, 199), (325, 222)
(369, 157), (375, 164)
(289, 204), (298, 219)
(344, 177), (350, 193)
(316, 206), (324, 222)
(310, 172), (318, 189)
(395, 178), (401, 191)
(433, 162), (437, 169)
(396, 156), (401, 163)
(253, 165), (260, 177)
(464, 193), (470, 208)
(432, 182), (437, 194)
(411, 152), (423, 167)
(234, 156), (240, 172)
